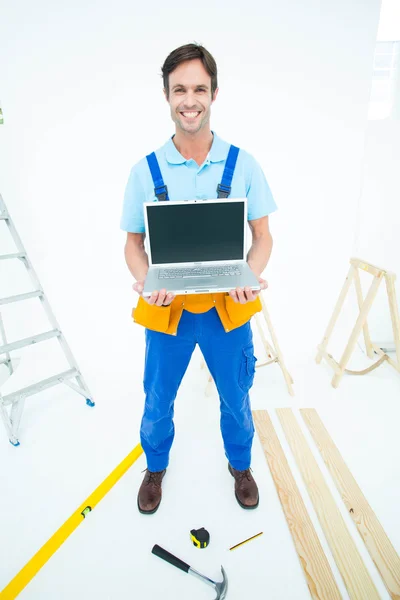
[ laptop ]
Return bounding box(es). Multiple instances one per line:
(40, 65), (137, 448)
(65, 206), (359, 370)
(142, 198), (261, 297)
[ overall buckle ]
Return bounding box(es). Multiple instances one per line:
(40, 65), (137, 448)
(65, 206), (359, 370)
(217, 183), (231, 199)
(154, 185), (169, 202)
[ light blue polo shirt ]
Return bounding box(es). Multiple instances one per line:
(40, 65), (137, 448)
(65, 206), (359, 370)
(120, 131), (277, 234)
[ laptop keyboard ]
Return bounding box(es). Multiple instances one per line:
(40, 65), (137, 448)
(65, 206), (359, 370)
(159, 265), (241, 279)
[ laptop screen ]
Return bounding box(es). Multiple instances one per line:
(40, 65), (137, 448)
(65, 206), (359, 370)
(145, 200), (245, 265)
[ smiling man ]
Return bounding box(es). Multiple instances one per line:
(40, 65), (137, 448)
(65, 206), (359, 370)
(121, 43), (277, 514)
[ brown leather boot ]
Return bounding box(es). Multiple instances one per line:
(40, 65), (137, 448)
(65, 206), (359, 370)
(137, 468), (166, 514)
(228, 463), (259, 509)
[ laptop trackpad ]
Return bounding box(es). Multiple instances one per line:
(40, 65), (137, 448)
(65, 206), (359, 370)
(185, 279), (218, 288)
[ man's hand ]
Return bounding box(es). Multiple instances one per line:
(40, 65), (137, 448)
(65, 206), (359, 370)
(228, 277), (268, 304)
(133, 281), (175, 306)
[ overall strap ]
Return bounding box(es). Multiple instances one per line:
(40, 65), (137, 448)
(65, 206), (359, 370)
(146, 152), (169, 201)
(217, 145), (240, 198)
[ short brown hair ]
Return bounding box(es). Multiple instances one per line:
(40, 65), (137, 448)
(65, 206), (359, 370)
(161, 43), (218, 99)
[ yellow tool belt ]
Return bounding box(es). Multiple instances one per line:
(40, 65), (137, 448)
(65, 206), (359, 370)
(132, 293), (262, 335)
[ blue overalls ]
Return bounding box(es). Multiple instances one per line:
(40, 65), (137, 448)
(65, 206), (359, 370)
(140, 146), (258, 472)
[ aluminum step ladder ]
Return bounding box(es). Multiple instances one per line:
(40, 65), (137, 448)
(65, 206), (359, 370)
(0, 194), (95, 446)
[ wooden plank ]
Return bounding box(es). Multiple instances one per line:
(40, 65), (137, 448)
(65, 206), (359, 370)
(255, 312), (275, 359)
(372, 343), (400, 373)
(385, 273), (400, 370)
(276, 408), (380, 600)
(316, 264), (355, 365)
(353, 268), (374, 359)
(317, 347), (342, 374)
(301, 409), (400, 599)
(259, 294), (294, 395)
(332, 272), (383, 388)
(252, 410), (342, 600)
(350, 258), (386, 278)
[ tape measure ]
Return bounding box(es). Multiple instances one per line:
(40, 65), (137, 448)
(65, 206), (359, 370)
(190, 527), (210, 549)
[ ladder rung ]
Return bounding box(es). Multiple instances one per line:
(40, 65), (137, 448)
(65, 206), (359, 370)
(0, 330), (61, 355)
(0, 252), (26, 261)
(0, 214), (9, 220)
(0, 290), (43, 306)
(2, 368), (79, 406)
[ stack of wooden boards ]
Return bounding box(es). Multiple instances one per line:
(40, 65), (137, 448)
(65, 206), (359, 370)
(253, 409), (400, 599)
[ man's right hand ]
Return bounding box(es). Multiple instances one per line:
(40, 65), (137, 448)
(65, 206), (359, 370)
(133, 281), (175, 306)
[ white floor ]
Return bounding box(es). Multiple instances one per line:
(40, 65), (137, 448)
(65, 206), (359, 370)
(1, 308), (400, 600)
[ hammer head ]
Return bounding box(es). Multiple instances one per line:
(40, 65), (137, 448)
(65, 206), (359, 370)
(214, 566), (228, 600)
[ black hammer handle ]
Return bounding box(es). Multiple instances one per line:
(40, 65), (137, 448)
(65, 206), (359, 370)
(152, 544), (191, 573)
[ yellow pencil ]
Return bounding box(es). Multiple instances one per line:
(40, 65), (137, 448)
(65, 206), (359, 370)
(229, 531), (264, 551)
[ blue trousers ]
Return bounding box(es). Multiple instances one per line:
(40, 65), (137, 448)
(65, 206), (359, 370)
(140, 307), (257, 472)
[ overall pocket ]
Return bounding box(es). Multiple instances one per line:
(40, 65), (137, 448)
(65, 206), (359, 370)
(238, 343), (257, 392)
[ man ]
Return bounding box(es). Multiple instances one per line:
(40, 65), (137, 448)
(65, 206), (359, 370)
(121, 43), (277, 514)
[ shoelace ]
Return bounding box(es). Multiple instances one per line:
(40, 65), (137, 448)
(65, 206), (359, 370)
(142, 468), (163, 486)
(235, 467), (253, 483)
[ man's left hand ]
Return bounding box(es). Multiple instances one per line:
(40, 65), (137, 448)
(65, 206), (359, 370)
(228, 277), (268, 304)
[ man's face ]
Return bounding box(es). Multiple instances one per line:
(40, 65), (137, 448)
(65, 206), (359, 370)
(165, 58), (218, 135)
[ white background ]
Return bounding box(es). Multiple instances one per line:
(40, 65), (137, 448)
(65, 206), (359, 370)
(354, 0), (400, 344)
(1, 1), (400, 599)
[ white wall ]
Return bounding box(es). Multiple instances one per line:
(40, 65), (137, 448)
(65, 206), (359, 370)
(351, 1), (400, 347)
(377, 0), (400, 39)
(353, 118), (400, 345)
(0, 0), (381, 384)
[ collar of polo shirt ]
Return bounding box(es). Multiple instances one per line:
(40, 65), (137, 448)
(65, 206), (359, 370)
(165, 131), (229, 165)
